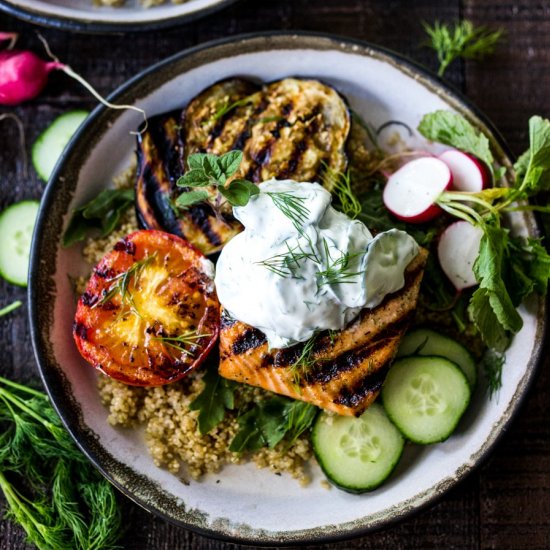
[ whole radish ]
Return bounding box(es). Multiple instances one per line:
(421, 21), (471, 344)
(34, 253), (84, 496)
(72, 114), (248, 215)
(0, 49), (62, 105)
(0, 34), (146, 129)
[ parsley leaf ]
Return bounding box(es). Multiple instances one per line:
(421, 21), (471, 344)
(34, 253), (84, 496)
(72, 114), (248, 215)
(469, 226), (523, 351)
(189, 361), (236, 435)
(514, 116), (550, 193)
(229, 396), (317, 453)
(62, 188), (134, 247)
(423, 20), (503, 77)
(417, 110), (493, 172)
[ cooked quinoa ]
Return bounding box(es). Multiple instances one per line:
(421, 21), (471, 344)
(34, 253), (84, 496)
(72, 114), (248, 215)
(98, 373), (313, 484)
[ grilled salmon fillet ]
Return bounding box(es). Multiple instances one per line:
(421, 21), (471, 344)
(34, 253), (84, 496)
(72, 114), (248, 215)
(219, 248), (428, 416)
(135, 77), (351, 255)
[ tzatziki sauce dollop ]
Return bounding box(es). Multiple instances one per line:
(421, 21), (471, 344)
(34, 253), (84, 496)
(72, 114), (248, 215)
(215, 179), (419, 349)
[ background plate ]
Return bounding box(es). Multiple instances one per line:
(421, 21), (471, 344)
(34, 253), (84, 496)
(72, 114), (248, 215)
(0, 0), (237, 33)
(29, 33), (545, 545)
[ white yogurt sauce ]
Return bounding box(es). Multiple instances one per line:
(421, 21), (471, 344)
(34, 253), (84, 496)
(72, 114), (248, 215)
(215, 180), (419, 349)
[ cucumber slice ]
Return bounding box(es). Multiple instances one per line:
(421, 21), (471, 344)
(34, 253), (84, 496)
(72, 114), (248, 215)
(312, 403), (404, 493)
(397, 328), (477, 387)
(0, 201), (40, 286)
(32, 110), (89, 182)
(382, 356), (471, 444)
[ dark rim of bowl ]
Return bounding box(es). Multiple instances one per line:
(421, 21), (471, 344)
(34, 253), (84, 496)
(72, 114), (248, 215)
(0, 0), (238, 34)
(28, 30), (547, 546)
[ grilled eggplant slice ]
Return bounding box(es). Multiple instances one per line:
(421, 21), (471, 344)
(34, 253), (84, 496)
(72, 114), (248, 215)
(136, 78), (352, 255)
(218, 249), (428, 416)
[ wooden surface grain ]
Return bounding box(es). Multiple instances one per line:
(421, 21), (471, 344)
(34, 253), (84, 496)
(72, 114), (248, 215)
(1, 0), (549, 548)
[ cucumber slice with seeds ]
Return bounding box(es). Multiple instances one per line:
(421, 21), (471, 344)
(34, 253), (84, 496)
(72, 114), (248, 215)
(397, 328), (477, 387)
(0, 200), (40, 287)
(312, 403), (404, 493)
(32, 110), (89, 182)
(382, 356), (471, 444)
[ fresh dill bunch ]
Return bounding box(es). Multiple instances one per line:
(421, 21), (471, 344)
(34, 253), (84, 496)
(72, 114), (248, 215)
(480, 350), (505, 399)
(0, 376), (122, 550)
(423, 20), (503, 77)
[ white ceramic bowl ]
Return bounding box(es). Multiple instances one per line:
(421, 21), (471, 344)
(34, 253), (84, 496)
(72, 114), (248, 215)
(29, 33), (546, 545)
(0, 0), (236, 32)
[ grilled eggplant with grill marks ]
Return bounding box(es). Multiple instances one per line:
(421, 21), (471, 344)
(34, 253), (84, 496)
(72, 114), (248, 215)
(218, 249), (428, 417)
(135, 77), (351, 255)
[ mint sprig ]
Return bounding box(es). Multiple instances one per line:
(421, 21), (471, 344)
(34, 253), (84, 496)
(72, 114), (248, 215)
(175, 150), (259, 209)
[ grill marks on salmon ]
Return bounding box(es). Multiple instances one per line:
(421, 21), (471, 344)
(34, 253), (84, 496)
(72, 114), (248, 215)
(219, 249), (428, 416)
(135, 78), (351, 255)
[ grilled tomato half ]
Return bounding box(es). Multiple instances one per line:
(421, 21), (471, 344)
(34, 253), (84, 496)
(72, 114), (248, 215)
(73, 230), (219, 386)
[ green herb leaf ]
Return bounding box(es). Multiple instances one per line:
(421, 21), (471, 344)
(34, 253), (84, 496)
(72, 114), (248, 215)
(514, 116), (550, 193)
(423, 20), (503, 77)
(230, 395), (317, 453)
(62, 188), (134, 248)
(480, 349), (505, 398)
(219, 179), (259, 207)
(0, 300), (22, 317)
(176, 169), (212, 188)
(418, 110), (493, 172)
(218, 150), (244, 178)
(189, 362), (236, 435)
(175, 189), (210, 208)
(469, 225), (523, 351)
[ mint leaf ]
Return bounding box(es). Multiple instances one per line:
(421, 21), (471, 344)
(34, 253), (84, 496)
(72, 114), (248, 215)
(175, 190), (209, 208)
(418, 110), (493, 173)
(218, 150), (243, 178)
(202, 154), (224, 182)
(176, 169), (211, 188)
(219, 179), (259, 207)
(187, 153), (209, 171)
(62, 188), (134, 247)
(189, 362), (236, 435)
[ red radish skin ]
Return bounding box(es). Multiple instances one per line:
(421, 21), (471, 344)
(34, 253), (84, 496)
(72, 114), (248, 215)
(0, 50), (62, 105)
(438, 221), (483, 291)
(383, 157), (453, 223)
(439, 149), (490, 192)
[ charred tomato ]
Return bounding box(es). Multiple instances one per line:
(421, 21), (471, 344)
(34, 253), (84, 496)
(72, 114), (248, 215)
(73, 229), (219, 386)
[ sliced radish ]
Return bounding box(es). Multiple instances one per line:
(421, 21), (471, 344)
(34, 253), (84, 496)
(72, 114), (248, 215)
(439, 150), (490, 192)
(383, 157), (452, 223)
(438, 221), (483, 291)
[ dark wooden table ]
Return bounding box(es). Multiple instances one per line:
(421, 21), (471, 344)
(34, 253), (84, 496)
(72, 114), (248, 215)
(1, 1), (549, 548)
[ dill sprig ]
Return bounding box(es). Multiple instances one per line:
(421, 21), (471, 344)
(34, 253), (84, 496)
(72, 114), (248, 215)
(0, 375), (122, 549)
(95, 253), (156, 312)
(317, 240), (364, 287)
(423, 20), (503, 77)
(256, 237), (320, 278)
(266, 191), (310, 231)
(153, 330), (211, 357)
(290, 336), (317, 385)
(322, 166), (361, 219)
(480, 350), (505, 399)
